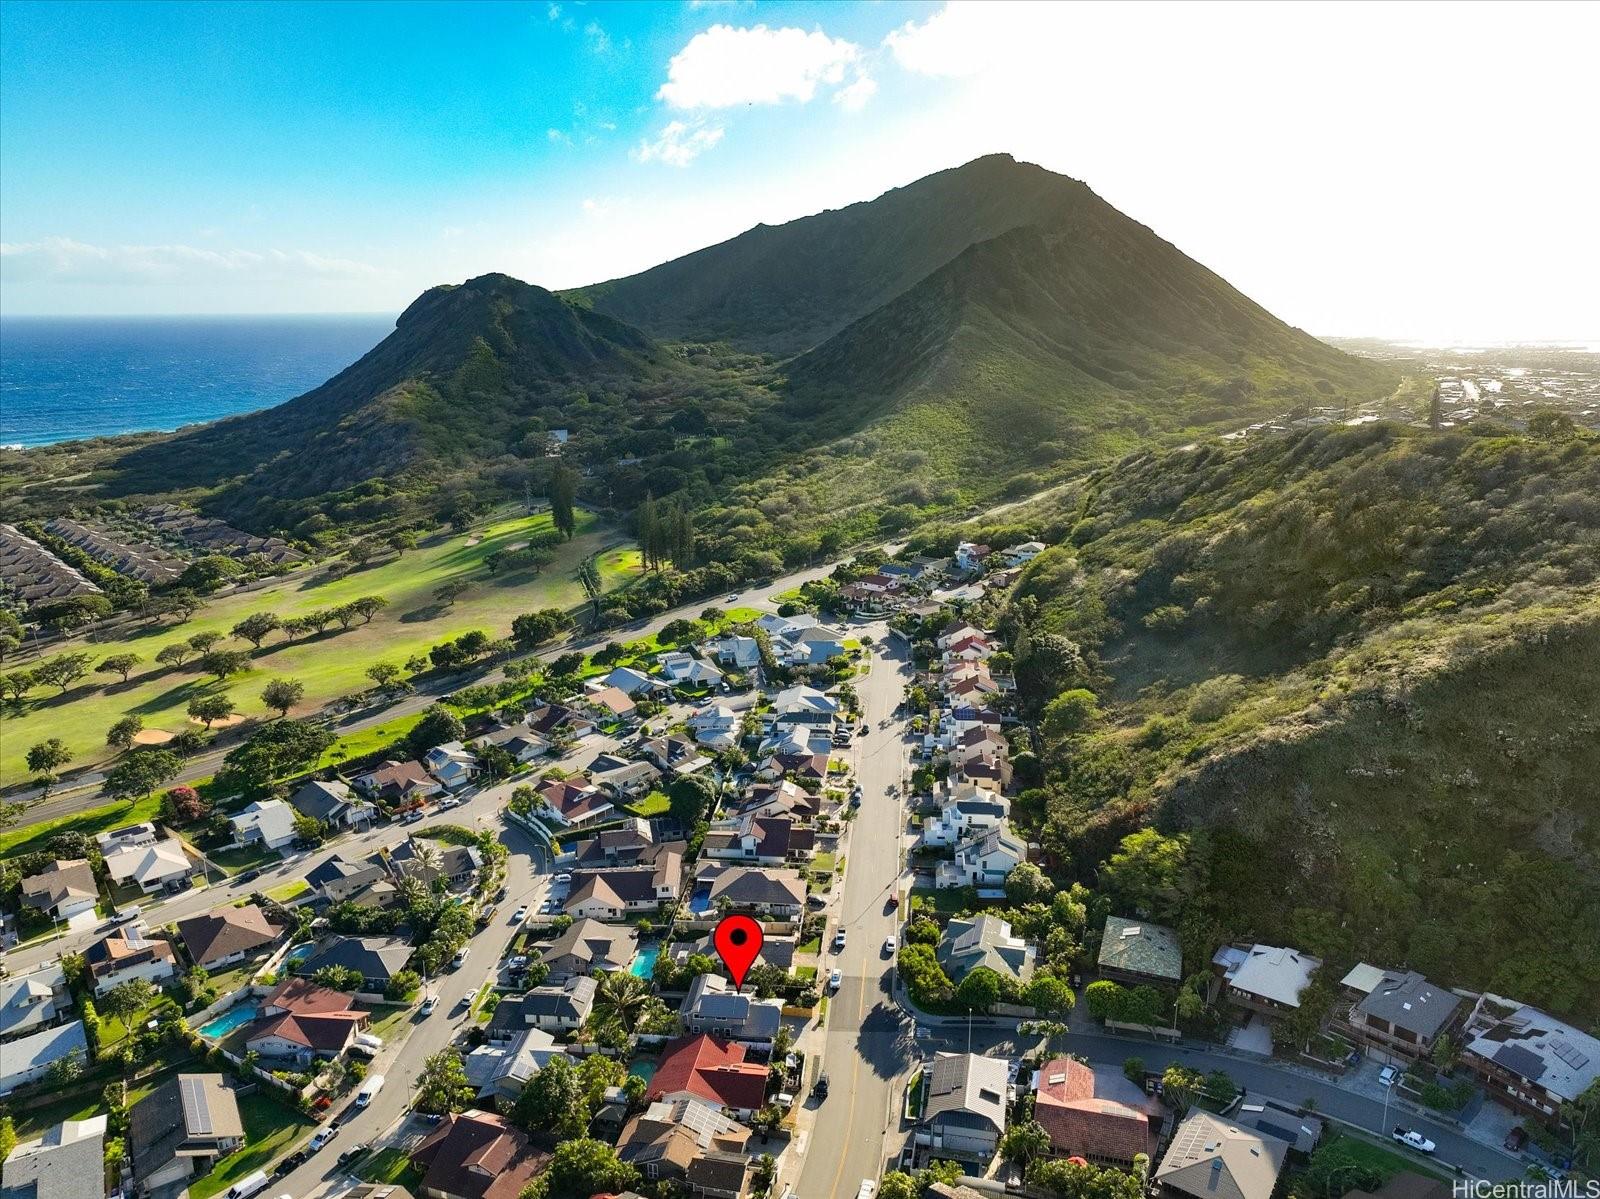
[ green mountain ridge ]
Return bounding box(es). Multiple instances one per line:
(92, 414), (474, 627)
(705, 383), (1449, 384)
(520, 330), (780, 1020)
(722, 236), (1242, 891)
(571, 153), (1094, 356)
(8, 154), (1396, 555)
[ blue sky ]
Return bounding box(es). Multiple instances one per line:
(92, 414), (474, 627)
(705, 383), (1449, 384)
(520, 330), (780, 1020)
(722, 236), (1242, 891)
(2, 1), (1596, 341)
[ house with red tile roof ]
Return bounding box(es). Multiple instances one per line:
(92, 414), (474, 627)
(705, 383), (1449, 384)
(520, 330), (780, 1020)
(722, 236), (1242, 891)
(647, 1034), (770, 1119)
(1032, 1057), (1160, 1168)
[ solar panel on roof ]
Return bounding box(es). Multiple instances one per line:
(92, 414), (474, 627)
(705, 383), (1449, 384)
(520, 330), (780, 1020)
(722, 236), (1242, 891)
(1552, 1040), (1590, 1070)
(180, 1076), (213, 1136)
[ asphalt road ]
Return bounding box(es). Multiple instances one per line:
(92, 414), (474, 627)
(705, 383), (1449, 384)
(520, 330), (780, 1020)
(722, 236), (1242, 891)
(794, 628), (919, 1199)
(277, 817), (553, 1199)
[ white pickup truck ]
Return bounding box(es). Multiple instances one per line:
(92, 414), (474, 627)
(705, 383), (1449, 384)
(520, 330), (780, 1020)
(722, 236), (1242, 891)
(1391, 1128), (1436, 1154)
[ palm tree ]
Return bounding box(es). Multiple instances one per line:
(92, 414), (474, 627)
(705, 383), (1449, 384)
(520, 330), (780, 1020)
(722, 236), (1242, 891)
(409, 841), (443, 882)
(592, 971), (650, 1033)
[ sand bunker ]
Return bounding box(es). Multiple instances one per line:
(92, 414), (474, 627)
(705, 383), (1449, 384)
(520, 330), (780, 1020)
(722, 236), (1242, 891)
(130, 728), (175, 746)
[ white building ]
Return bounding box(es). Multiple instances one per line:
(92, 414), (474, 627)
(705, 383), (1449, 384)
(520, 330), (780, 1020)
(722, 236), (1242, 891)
(102, 839), (196, 895)
(231, 799), (298, 852)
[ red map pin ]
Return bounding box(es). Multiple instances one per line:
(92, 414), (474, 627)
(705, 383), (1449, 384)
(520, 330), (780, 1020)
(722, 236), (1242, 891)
(712, 914), (764, 991)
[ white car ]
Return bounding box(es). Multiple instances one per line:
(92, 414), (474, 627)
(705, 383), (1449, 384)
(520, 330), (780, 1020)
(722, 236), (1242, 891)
(451, 946), (469, 969)
(511, 906), (529, 923)
(437, 796), (461, 810)
(552, 873), (572, 885)
(1379, 1065), (1398, 1088)
(1392, 1128), (1436, 1154)
(828, 968), (843, 991)
(726, 593), (740, 603)
(309, 1127), (335, 1151)
(832, 930), (847, 951)
(421, 993), (438, 1015)
(882, 935), (896, 955)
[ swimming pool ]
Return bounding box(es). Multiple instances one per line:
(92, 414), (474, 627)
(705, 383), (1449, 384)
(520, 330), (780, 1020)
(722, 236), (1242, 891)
(629, 944), (661, 978)
(197, 999), (260, 1039)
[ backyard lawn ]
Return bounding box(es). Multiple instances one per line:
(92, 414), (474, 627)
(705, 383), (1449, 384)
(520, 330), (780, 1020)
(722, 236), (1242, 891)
(188, 1089), (313, 1199)
(2, 508), (629, 785)
(625, 791), (671, 818)
(0, 793), (163, 857)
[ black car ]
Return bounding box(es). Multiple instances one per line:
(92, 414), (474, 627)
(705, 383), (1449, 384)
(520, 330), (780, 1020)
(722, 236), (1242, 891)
(274, 1148), (308, 1175)
(236, 868), (262, 884)
(338, 1144), (370, 1164)
(813, 1074), (830, 1100)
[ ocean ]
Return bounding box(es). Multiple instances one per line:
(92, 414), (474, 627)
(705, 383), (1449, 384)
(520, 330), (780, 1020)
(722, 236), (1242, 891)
(0, 314), (396, 447)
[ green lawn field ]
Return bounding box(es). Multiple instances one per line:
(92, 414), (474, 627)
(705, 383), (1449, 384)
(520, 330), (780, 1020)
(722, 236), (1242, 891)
(1, 509), (639, 785)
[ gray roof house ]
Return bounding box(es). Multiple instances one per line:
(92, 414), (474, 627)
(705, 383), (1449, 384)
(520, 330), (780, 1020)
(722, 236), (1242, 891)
(128, 1074), (245, 1196)
(0, 1113), (108, 1199)
(1154, 1112), (1290, 1199)
(938, 916), (1035, 985)
(919, 1052), (1009, 1160)
(680, 975), (784, 1046)
(542, 919), (639, 982)
(288, 779), (373, 828)
(1347, 969), (1463, 1061)
(300, 936), (413, 992)
(1098, 916), (1184, 986)
(0, 1021), (88, 1098)
(0, 965), (73, 1042)
(699, 865), (807, 917)
(489, 976), (598, 1039)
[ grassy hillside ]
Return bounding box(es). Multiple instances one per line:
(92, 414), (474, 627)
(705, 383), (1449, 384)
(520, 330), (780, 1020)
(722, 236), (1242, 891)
(977, 422), (1600, 1019)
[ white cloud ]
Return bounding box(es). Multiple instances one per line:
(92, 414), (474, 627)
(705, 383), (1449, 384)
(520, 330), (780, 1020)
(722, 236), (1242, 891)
(585, 20), (611, 54)
(632, 120), (726, 167)
(832, 73), (878, 112)
(547, 128), (570, 144)
(0, 237), (384, 284)
(883, 0), (1039, 78)
(656, 23), (861, 109)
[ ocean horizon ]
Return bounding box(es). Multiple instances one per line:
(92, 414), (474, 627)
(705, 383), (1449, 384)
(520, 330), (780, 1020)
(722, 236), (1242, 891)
(0, 313), (397, 447)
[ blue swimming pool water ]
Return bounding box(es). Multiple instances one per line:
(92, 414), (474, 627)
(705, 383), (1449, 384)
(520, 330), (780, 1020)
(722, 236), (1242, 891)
(630, 944), (661, 978)
(687, 885), (713, 916)
(198, 999), (260, 1038)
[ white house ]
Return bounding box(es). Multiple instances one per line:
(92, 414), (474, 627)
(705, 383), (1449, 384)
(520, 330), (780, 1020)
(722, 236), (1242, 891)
(954, 542), (992, 573)
(424, 741), (479, 790)
(1003, 541), (1046, 566)
(687, 703), (741, 749)
(84, 922), (179, 996)
(922, 787), (1011, 848)
(769, 685), (840, 721)
(657, 651), (725, 689)
(599, 666), (663, 697)
(937, 825), (1026, 891)
(705, 635), (761, 669)
(102, 839), (196, 895)
(95, 823), (158, 855)
(0, 1021), (88, 1097)
(231, 799), (297, 852)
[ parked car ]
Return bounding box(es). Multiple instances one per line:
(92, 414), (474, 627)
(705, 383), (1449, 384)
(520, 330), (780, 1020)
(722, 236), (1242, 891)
(512, 906), (529, 923)
(828, 968), (843, 991)
(1379, 1065), (1398, 1088)
(438, 796), (461, 811)
(552, 873), (572, 885)
(886, 895), (899, 910)
(1392, 1128), (1436, 1154)
(338, 1144), (369, 1164)
(1505, 1127), (1528, 1152)
(813, 1073), (830, 1100)
(355, 1075), (384, 1108)
(882, 935), (896, 955)
(236, 868), (262, 884)
(832, 930), (847, 951)
(807, 894), (828, 910)
(421, 993), (439, 1015)
(725, 593), (740, 603)
(309, 1128), (335, 1151)
(451, 946), (469, 969)
(402, 811), (425, 825)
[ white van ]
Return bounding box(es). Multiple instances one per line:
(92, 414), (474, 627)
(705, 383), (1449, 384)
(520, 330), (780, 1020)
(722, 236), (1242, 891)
(350, 1032), (384, 1058)
(225, 1171), (271, 1199)
(355, 1073), (384, 1107)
